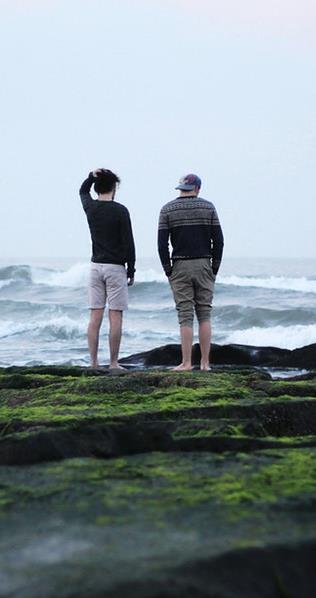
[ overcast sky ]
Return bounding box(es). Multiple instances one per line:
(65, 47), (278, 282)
(0, 0), (315, 260)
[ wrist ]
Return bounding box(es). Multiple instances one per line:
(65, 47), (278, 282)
(164, 266), (172, 277)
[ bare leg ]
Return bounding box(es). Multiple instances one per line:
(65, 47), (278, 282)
(108, 309), (123, 369)
(88, 308), (104, 368)
(173, 326), (193, 371)
(199, 320), (211, 370)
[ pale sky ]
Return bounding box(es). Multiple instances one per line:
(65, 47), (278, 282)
(0, 0), (315, 259)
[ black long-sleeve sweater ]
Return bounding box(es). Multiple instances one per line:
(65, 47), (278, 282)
(79, 174), (136, 278)
(158, 195), (224, 276)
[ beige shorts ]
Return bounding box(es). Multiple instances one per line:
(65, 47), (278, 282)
(169, 258), (215, 327)
(89, 263), (128, 310)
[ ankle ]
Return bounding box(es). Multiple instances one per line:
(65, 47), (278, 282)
(109, 361), (119, 369)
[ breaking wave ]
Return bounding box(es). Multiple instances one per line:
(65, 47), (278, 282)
(0, 316), (87, 341)
(219, 275), (316, 294)
(226, 324), (316, 350)
(1, 259), (316, 365)
(1, 264), (316, 294)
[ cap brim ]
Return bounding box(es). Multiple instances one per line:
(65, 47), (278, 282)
(175, 184), (196, 191)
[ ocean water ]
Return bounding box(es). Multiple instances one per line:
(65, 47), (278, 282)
(0, 257), (315, 367)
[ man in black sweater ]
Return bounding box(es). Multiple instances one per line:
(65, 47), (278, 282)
(80, 169), (135, 370)
(158, 173), (224, 371)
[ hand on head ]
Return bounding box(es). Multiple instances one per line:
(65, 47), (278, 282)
(92, 168), (107, 178)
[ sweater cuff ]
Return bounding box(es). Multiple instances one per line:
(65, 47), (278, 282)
(163, 264), (172, 277)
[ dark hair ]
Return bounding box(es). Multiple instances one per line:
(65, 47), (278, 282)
(94, 170), (121, 194)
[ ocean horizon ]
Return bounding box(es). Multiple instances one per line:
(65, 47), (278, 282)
(0, 256), (315, 367)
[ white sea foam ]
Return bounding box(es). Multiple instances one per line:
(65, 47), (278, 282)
(0, 320), (33, 338)
(135, 269), (166, 283)
(31, 263), (167, 287)
(219, 275), (316, 294)
(0, 316), (88, 340)
(31, 263), (90, 288)
(1, 259), (316, 366)
(39, 315), (88, 338)
(129, 303), (174, 312)
(0, 280), (12, 289)
(25, 262), (316, 294)
(135, 271), (316, 292)
(225, 324), (316, 350)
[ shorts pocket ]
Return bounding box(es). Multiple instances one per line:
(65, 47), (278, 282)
(203, 262), (215, 281)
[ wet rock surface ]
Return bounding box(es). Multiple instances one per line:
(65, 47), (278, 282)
(120, 341), (316, 368)
(0, 365), (315, 597)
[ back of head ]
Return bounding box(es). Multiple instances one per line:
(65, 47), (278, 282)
(175, 173), (201, 193)
(94, 169), (121, 194)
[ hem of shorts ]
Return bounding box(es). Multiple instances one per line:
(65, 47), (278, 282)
(196, 316), (212, 322)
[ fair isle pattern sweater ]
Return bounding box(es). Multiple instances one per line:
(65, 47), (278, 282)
(158, 196), (224, 276)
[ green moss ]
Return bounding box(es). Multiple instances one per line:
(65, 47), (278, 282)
(1, 370), (315, 455)
(0, 488), (13, 508)
(264, 435), (316, 446)
(0, 379), (253, 431)
(253, 380), (316, 398)
(0, 373), (62, 390)
(212, 450), (316, 505)
(172, 419), (249, 439)
(265, 394), (316, 403)
(1, 450), (315, 526)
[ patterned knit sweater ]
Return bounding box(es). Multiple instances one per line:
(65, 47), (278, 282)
(158, 195), (224, 276)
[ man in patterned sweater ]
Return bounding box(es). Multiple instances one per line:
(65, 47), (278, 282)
(158, 174), (224, 371)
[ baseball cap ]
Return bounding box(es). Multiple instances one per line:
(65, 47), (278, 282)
(176, 173), (202, 191)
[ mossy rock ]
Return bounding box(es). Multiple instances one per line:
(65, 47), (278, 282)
(0, 369), (316, 464)
(0, 450), (315, 597)
(1, 367), (316, 596)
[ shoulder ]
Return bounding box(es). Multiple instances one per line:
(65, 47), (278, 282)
(113, 201), (129, 212)
(160, 198), (182, 213)
(113, 202), (131, 219)
(196, 198), (220, 216)
(196, 197), (216, 209)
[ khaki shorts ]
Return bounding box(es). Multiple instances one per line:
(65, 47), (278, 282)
(89, 263), (128, 310)
(169, 258), (215, 327)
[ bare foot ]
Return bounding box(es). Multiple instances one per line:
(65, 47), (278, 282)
(109, 364), (126, 370)
(200, 363), (211, 371)
(172, 363), (193, 371)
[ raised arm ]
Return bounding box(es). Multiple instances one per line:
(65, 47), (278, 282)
(79, 172), (95, 212)
(158, 207), (172, 276)
(210, 208), (224, 275)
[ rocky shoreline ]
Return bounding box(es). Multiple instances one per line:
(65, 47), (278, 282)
(0, 347), (315, 596)
(119, 341), (316, 368)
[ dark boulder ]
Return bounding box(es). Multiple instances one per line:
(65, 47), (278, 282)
(120, 342), (316, 368)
